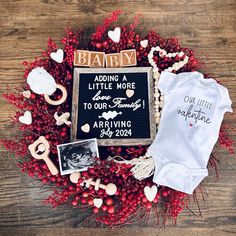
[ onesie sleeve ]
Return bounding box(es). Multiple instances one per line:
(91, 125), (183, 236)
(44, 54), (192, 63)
(217, 84), (233, 113)
(158, 72), (178, 95)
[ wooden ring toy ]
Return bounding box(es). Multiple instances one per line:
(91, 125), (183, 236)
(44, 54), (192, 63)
(44, 84), (67, 106)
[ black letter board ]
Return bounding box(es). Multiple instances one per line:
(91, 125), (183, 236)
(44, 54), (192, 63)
(71, 67), (155, 146)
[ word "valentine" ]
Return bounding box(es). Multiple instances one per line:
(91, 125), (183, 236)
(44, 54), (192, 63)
(74, 49), (137, 68)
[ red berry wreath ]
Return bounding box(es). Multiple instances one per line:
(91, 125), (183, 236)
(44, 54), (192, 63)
(0, 10), (234, 227)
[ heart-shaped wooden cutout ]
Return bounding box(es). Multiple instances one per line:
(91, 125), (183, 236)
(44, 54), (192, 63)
(140, 39), (148, 48)
(93, 198), (103, 208)
(144, 185), (158, 202)
(50, 49), (64, 63)
(126, 89), (134, 98)
(69, 172), (81, 183)
(81, 123), (90, 133)
(22, 90), (31, 99)
(19, 111), (32, 125)
(108, 27), (121, 43)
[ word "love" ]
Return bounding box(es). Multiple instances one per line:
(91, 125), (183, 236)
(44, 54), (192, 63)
(74, 49), (137, 68)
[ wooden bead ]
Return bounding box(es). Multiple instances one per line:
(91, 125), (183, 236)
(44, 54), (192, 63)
(106, 183), (117, 195)
(159, 101), (164, 107)
(154, 92), (160, 98)
(153, 72), (160, 80)
(155, 117), (160, 123)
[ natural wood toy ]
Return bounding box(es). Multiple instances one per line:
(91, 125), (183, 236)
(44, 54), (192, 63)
(44, 84), (67, 106)
(74, 49), (137, 67)
(70, 172), (117, 195)
(28, 136), (58, 175)
(54, 112), (71, 126)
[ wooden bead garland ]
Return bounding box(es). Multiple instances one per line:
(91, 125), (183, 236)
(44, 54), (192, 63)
(148, 46), (189, 125)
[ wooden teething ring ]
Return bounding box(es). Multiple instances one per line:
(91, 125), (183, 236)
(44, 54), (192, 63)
(44, 84), (67, 106)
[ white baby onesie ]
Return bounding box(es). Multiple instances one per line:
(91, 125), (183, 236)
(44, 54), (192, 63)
(147, 71), (232, 194)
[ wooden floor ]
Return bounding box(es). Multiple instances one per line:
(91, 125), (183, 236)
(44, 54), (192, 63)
(0, 0), (236, 235)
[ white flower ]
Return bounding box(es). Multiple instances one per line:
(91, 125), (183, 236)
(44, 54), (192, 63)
(27, 67), (57, 95)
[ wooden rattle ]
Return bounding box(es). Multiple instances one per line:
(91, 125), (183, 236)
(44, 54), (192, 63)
(44, 84), (67, 106)
(84, 178), (117, 195)
(28, 136), (58, 175)
(69, 172), (117, 196)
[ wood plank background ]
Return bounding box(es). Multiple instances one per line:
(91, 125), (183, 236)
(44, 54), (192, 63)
(0, 0), (236, 235)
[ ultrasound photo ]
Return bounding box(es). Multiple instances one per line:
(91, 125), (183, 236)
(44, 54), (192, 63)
(57, 138), (99, 175)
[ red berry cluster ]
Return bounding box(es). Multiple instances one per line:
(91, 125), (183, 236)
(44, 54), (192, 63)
(44, 160), (168, 227)
(0, 11), (234, 227)
(91, 10), (122, 43)
(18, 158), (69, 186)
(161, 189), (186, 224)
(218, 125), (234, 154)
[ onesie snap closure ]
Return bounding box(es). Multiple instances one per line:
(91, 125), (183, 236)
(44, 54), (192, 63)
(154, 162), (208, 194)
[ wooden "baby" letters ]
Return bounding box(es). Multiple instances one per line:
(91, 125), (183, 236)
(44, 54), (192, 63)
(74, 49), (137, 68)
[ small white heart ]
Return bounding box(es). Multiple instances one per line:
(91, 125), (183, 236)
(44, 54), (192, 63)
(144, 185), (158, 202)
(108, 27), (121, 43)
(93, 198), (103, 208)
(69, 172), (81, 184)
(140, 39), (148, 48)
(50, 49), (64, 63)
(22, 90), (31, 99)
(126, 89), (134, 98)
(81, 123), (90, 133)
(19, 111), (32, 125)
